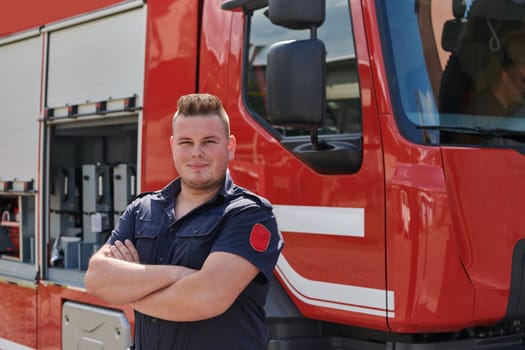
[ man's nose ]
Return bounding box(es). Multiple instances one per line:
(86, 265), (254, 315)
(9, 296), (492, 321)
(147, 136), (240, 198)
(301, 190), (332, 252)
(191, 144), (205, 157)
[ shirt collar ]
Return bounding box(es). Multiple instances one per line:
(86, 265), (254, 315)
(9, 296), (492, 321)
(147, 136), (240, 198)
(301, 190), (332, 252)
(155, 169), (235, 203)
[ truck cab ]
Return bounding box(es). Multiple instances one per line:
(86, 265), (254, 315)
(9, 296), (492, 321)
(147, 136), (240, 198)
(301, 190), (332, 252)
(1, 0), (525, 349)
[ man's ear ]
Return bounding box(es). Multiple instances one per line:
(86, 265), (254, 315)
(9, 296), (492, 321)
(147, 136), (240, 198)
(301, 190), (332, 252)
(228, 135), (237, 160)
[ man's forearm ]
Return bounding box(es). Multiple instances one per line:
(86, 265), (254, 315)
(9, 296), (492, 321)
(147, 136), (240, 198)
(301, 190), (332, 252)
(131, 272), (212, 321)
(85, 249), (196, 304)
(130, 252), (260, 322)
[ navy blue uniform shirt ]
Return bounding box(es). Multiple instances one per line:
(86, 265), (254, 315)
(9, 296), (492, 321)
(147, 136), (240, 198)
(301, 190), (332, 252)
(108, 172), (283, 350)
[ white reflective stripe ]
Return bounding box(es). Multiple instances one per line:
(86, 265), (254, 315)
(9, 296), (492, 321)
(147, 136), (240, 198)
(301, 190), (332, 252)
(0, 337), (35, 350)
(273, 205), (365, 237)
(276, 255), (395, 318)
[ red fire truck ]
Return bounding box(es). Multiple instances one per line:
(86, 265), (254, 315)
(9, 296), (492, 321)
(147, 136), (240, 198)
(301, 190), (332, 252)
(1, 0), (525, 348)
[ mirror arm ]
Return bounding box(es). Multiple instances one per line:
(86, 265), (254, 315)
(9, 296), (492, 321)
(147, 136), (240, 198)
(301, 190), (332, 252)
(310, 26), (317, 40)
(308, 25), (324, 151)
(310, 126), (328, 150)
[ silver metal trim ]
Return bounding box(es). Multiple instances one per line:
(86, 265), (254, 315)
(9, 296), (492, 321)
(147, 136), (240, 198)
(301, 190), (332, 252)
(42, 0), (144, 33)
(0, 28), (40, 47)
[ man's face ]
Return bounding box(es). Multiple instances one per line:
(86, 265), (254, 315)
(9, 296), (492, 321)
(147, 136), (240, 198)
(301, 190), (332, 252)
(170, 114), (235, 192)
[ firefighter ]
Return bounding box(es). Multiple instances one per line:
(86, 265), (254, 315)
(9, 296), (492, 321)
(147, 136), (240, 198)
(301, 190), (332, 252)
(85, 93), (283, 350)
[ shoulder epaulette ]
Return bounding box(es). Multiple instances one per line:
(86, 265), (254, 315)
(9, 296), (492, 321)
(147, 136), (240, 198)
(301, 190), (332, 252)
(242, 189), (273, 209)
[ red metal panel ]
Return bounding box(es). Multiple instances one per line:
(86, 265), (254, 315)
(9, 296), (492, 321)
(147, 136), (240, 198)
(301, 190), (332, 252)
(380, 114), (476, 332)
(381, 116), (525, 332)
(441, 147), (525, 322)
(0, 281), (37, 348)
(0, 0), (123, 37)
(198, 0), (232, 97)
(141, 0), (200, 191)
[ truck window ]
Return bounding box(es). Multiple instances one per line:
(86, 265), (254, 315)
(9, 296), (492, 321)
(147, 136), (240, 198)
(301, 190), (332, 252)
(377, 0), (525, 148)
(244, 0), (362, 137)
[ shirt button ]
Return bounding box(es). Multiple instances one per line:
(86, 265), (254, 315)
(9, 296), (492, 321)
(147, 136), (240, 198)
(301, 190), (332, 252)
(159, 257), (164, 262)
(151, 318), (157, 323)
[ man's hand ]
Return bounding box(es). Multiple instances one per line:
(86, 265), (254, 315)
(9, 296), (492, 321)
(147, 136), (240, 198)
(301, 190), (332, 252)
(108, 239), (141, 263)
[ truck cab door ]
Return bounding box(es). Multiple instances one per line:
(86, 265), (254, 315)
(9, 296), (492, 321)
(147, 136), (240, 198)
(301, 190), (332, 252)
(201, 0), (390, 332)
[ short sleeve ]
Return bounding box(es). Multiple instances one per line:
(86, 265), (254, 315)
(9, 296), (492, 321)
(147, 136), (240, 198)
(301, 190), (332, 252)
(210, 205), (283, 282)
(107, 201), (136, 245)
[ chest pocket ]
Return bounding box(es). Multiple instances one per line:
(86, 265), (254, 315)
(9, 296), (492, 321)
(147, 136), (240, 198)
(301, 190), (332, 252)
(173, 215), (224, 269)
(134, 220), (162, 264)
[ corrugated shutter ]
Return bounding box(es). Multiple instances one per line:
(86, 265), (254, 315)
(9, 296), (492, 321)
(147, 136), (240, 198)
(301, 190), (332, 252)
(47, 7), (146, 108)
(0, 36), (41, 182)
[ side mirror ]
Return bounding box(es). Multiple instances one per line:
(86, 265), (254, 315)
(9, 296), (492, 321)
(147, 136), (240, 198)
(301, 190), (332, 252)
(265, 0), (327, 149)
(266, 39), (326, 128)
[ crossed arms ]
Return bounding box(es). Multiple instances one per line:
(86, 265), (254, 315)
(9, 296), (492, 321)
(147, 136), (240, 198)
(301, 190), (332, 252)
(84, 239), (259, 321)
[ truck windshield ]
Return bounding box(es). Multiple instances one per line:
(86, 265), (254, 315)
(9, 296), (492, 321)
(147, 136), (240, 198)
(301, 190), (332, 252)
(377, 0), (525, 147)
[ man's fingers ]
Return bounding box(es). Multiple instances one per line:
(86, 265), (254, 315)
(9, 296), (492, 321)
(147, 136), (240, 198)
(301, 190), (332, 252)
(113, 240), (134, 262)
(108, 240), (140, 263)
(124, 239), (140, 263)
(110, 244), (125, 260)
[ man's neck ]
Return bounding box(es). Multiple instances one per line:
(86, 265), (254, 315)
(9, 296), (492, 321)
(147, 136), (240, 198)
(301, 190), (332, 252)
(175, 185), (220, 219)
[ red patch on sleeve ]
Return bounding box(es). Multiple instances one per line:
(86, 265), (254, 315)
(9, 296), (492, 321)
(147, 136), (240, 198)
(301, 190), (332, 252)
(249, 223), (271, 252)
